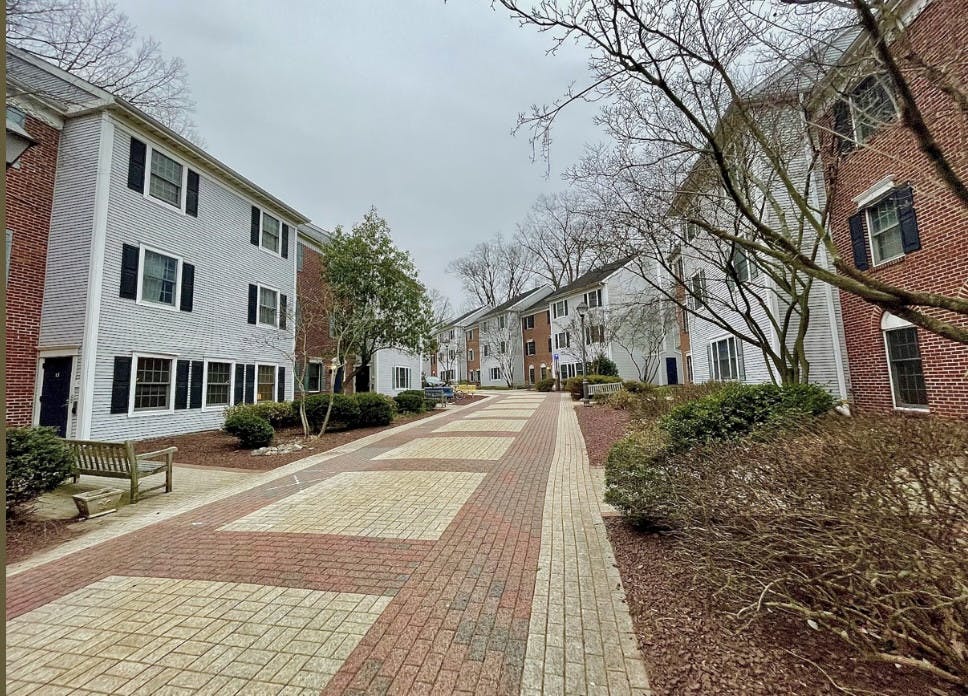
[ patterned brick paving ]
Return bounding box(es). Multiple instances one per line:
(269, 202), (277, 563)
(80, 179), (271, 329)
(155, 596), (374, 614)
(6, 393), (649, 694)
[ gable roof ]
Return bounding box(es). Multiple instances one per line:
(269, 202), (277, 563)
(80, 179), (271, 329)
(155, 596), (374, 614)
(6, 46), (310, 225)
(478, 285), (551, 321)
(544, 256), (635, 303)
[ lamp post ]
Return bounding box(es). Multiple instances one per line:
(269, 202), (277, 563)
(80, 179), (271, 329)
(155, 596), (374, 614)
(576, 301), (590, 405)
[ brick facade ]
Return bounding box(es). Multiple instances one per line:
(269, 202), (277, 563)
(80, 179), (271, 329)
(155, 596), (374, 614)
(465, 325), (480, 383)
(5, 112), (60, 426)
(296, 240), (338, 393)
(521, 308), (552, 385)
(820, 0), (968, 418)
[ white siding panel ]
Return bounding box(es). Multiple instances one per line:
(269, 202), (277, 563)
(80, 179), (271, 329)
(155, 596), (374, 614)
(372, 348), (422, 395)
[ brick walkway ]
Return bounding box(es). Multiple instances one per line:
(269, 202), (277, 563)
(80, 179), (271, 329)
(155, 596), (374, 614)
(6, 393), (649, 695)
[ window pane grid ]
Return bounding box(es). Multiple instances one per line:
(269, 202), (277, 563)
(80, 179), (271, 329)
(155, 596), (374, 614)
(868, 197), (903, 264)
(257, 365), (276, 402)
(886, 328), (928, 407)
(259, 287), (278, 326)
(142, 250), (178, 305)
(206, 362), (231, 406)
(262, 214), (280, 253)
(149, 151), (182, 207)
(134, 358), (171, 411)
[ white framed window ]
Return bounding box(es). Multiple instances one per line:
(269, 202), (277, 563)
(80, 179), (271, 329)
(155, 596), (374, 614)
(137, 245), (182, 309)
(261, 212), (281, 254)
(393, 366), (412, 390)
(849, 75), (897, 144)
(296, 242), (305, 271)
(449, 349), (456, 360)
(528, 365), (535, 383)
(498, 315), (507, 329)
(526, 340), (536, 356)
(204, 360), (234, 408)
(465, 329), (474, 341)
(523, 315), (534, 330)
(730, 246), (758, 283)
(584, 289), (602, 308)
(882, 314), (928, 410)
(467, 349), (474, 362)
(448, 329), (455, 340)
(585, 325), (605, 344)
(130, 354), (175, 414)
(554, 331), (570, 349)
(304, 361), (323, 392)
(866, 195), (904, 265)
(686, 353), (693, 383)
(483, 344), (490, 357)
(258, 285), (280, 327)
(489, 367), (502, 381)
(689, 270), (707, 309)
(256, 364), (278, 403)
(685, 222), (701, 242)
(148, 149), (183, 208)
(707, 336), (745, 381)
(552, 300), (569, 319)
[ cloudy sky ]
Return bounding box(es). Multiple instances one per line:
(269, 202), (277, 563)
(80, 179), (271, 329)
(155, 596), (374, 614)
(115, 1), (602, 306)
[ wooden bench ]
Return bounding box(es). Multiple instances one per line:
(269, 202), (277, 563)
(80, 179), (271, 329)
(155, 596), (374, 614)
(65, 439), (177, 503)
(584, 381), (624, 403)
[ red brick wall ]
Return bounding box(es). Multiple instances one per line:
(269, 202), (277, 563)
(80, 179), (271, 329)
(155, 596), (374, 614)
(820, 0), (968, 418)
(521, 308), (552, 384)
(296, 241), (338, 393)
(465, 326), (480, 382)
(5, 113), (60, 426)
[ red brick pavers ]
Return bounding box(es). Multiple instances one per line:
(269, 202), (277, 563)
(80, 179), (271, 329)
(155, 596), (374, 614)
(7, 395), (560, 694)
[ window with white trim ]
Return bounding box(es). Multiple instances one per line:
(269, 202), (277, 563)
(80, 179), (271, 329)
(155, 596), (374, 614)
(467, 349), (474, 362)
(849, 75), (896, 144)
(708, 336), (745, 381)
(133, 357), (172, 411)
(258, 286), (279, 327)
(529, 365), (535, 383)
(305, 362), (323, 392)
(148, 149), (183, 208)
(689, 270), (707, 309)
(465, 329), (474, 341)
(256, 364), (277, 402)
(261, 212), (281, 254)
(884, 324), (928, 409)
(729, 246), (758, 283)
(526, 340), (536, 356)
(552, 300), (568, 318)
(205, 361), (232, 407)
(554, 331), (570, 349)
(523, 315), (535, 330)
(483, 344), (490, 357)
(141, 248), (180, 307)
(489, 367), (502, 381)
(393, 366), (411, 390)
(867, 195), (904, 265)
(498, 315), (507, 329)
(585, 325), (605, 344)
(584, 289), (602, 307)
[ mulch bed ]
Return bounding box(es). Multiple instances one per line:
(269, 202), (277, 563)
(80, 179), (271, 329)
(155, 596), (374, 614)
(6, 517), (81, 565)
(606, 521), (955, 696)
(575, 402), (631, 466)
(581, 402), (956, 695)
(138, 410), (438, 471)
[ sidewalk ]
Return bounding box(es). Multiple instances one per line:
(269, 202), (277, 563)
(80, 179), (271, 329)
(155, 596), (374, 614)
(6, 393), (649, 695)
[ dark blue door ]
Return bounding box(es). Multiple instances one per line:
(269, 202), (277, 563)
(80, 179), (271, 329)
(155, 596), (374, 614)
(665, 357), (679, 386)
(333, 366), (344, 393)
(39, 356), (73, 437)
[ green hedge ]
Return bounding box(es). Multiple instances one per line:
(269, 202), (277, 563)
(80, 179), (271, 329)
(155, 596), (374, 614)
(224, 412), (274, 448)
(661, 382), (835, 450)
(394, 390), (426, 413)
(535, 378), (555, 392)
(356, 392), (396, 426)
(604, 426), (676, 528)
(298, 393), (362, 430)
(564, 374), (622, 401)
(6, 427), (75, 515)
(224, 401), (298, 428)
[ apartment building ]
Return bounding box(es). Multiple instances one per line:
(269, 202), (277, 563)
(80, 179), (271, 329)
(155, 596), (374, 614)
(477, 287), (552, 387)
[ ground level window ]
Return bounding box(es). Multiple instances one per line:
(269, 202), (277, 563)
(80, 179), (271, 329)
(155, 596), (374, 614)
(134, 357), (172, 411)
(305, 362), (322, 392)
(257, 365), (277, 402)
(885, 326), (928, 408)
(205, 361), (232, 406)
(708, 336), (744, 381)
(489, 367), (502, 381)
(528, 365), (535, 383)
(393, 366), (411, 390)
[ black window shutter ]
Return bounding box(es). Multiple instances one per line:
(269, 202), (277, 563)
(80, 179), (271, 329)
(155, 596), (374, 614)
(250, 206), (261, 246)
(110, 356), (132, 414)
(190, 360), (204, 409)
(244, 364), (255, 403)
(848, 212), (869, 270)
(127, 137), (147, 192)
(247, 284), (258, 324)
(234, 364), (245, 404)
(174, 360), (190, 409)
(833, 101), (854, 154)
(895, 185), (921, 253)
(281, 224), (290, 259)
(279, 294), (288, 329)
(277, 367), (286, 402)
(119, 244), (140, 299)
(186, 170), (199, 217)
(180, 263), (195, 312)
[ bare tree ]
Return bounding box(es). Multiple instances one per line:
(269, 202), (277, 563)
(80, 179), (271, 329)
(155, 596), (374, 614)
(610, 296), (676, 383)
(515, 191), (605, 289)
(7, 0), (199, 139)
(497, 0), (968, 344)
(449, 234), (531, 306)
(480, 314), (520, 387)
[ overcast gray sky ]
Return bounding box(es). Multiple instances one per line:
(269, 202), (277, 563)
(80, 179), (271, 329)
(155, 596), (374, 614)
(115, 1), (601, 306)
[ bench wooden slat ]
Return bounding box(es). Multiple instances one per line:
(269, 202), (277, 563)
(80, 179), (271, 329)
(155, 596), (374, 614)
(65, 438), (176, 503)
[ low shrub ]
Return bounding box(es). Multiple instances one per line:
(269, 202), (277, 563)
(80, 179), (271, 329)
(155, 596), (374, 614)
(535, 378), (555, 392)
(223, 412), (274, 449)
(564, 374), (622, 401)
(224, 401), (298, 428)
(589, 355), (619, 376)
(660, 382), (834, 450)
(394, 390), (426, 413)
(424, 398), (439, 411)
(5, 427), (75, 516)
(356, 392), (396, 426)
(300, 393), (361, 430)
(622, 380), (653, 394)
(665, 416), (968, 688)
(603, 425), (675, 528)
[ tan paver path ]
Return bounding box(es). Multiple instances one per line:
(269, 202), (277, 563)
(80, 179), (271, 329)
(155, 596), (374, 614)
(372, 435), (515, 460)
(467, 409), (536, 419)
(522, 398), (651, 695)
(433, 419), (527, 433)
(220, 470), (486, 540)
(6, 575), (390, 695)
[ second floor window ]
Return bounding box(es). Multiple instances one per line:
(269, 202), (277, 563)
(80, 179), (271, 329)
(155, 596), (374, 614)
(500, 341), (507, 354)
(526, 340), (536, 356)
(149, 150), (183, 208)
(867, 195), (904, 265)
(690, 270), (707, 309)
(553, 300), (568, 319)
(467, 349), (474, 362)
(262, 213), (281, 254)
(142, 250), (179, 307)
(465, 329), (474, 341)
(499, 315), (507, 329)
(584, 289), (602, 307)
(523, 315), (535, 330)
(850, 75), (896, 144)
(259, 286), (279, 326)
(483, 344), (490, 357)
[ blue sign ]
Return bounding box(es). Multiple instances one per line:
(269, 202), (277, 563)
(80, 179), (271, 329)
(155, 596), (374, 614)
(553, 353), (559, 360)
